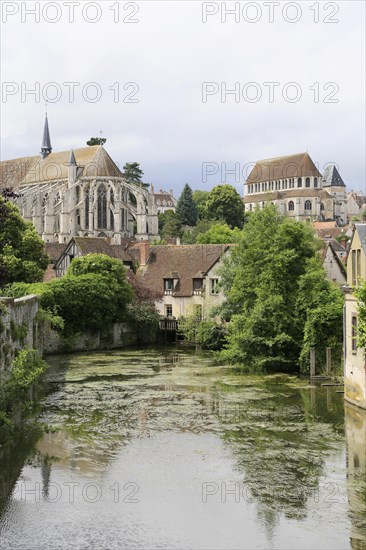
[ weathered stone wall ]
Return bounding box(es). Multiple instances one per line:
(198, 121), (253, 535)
(0, 295), (39, 378)
(0, 295), (139, 374)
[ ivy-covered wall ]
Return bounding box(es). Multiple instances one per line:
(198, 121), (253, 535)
(0, 296), (38, 380)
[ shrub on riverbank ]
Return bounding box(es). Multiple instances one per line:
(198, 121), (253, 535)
(219, 205), (344, 373)
(4, 254), (134, 335)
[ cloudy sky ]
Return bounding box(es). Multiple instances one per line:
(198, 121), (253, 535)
(1, 0), (365, 196)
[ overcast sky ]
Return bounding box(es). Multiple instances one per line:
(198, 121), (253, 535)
(1, 0), (365, 196)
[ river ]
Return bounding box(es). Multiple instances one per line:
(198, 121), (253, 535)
(0, 348), (365, 550)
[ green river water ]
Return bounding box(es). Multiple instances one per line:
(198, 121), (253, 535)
(0, 348), (365, 549)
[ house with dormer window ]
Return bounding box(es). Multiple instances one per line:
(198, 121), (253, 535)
(136, 243), (229, 319)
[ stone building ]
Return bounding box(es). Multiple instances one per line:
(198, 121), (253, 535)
(344, 223), (366, 410)
(137, 243), (229, 319)
(151, 186), (177, 214)
(0, 115), (159, 244)
(244, 152), (347, 225)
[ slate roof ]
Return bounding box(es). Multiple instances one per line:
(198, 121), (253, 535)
(355, 224), (366, 255)
(246, 152), (322, 184)
(322, 164), (345, 187)
(140, 244), (228, 297)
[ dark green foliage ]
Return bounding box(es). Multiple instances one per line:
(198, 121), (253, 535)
(192, 190), (209, 220)
(205, 184), (244, 229)
(4, 254), (134, 336)
(123, 162), (145, 186)
(160, 211), (183, 240)
(0, 197), (49, 287)
(87, 137), (107, 146)
(126, 301), (160, 343)
(179, 316), (226, 350)
(220, 205), (344, 372)
(176, 184), (198, 226)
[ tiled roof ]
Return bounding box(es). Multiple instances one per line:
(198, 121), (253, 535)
(246, 152), (322, 184)
(1, 146), (123, 186)
(0, 156), (39, 189)
(45, 242), (67, 262)
(73, 237), (134, 264)
(316, 227), (348, 240)
(140, 244), (229, 297)
(313, 221), (337, 230)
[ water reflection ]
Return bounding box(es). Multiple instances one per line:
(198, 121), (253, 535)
(0, 349), (362, 549)
(345, 403), (366, 550)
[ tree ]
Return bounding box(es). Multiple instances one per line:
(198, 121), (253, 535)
(158, 209), (176, 232)
(205, 184), (244, 229)
(0, 197), (49, 287)
(161, 212), (183, 240)
(176, 184), (198, 226)
(192, 190), (209, 220)
(123, 162), (144, 186)
(219, 205), (343, 372)
(196, 222), (240, 244)
(86, 137), (107, 146)
(5, 254), (134, 335)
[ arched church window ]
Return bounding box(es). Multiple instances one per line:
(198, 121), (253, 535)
(42, 193), (48, 207)
(76, 209), (81, 228)
(320, 202), (325, 211)
(98, 184), (107, 229)
(110, 188), (115, 207)
(304, 200), (312, 211)
(305, 177), (310, 188)
(76, 186), (80, 204)
(84, 186), (90, 229)
(314, 177), (318, 188)
(110, 209), (114, 230)
(288, 201), (294, 211)
(297, 178), (302, 188)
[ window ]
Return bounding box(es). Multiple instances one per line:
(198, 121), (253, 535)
(352, 250), (356, 286)
(305, 177), (310, 188)
(76, 209), (81, 228)
(165, 304), (173, 318)
(314, 177), (318, 188)
(352, 316), (358, 353)
(320, 202), (325, 211)
(211, 278), (219, 294)
(357, 249), (361, 284)
(304, 200), (312, 211)
(97, 184), (107, 229)
(193, 278), (204, 294)
(76, 186), (80, 204)
(288, 201), (294, 211)
(84, 186), (90, 229)
(297, 178), (302, 188)
(164, 279), (173, 294)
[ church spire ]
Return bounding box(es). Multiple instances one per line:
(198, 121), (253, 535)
(40, 112), (52, 159)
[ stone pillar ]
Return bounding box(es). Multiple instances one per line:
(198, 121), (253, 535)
(310, 347), (316, 378)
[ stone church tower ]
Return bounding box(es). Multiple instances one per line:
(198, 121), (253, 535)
(0, 115), (159, 244)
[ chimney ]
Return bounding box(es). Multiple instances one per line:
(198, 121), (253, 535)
(139, 241), (150, 266)
(169, 189), (174, 198)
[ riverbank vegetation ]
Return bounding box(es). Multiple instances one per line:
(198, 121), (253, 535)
(218, 206), (344, 373)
